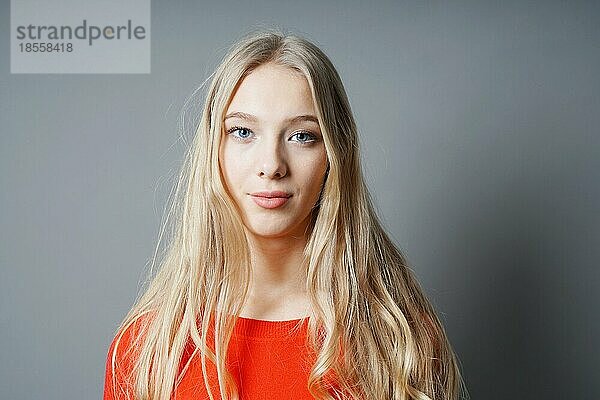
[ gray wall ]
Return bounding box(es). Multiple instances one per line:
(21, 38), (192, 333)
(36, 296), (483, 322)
(1, 1), (598, 399)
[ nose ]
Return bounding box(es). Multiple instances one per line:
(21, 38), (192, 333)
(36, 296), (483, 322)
(257, 136), (287, 179)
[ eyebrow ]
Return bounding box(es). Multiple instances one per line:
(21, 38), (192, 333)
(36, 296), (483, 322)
(224, 111), (319, 125)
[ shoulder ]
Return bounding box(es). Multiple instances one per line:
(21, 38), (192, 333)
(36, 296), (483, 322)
(103, 311), (154, 400)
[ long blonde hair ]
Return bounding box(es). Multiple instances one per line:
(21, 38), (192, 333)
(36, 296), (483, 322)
(109, 28), (466, 400)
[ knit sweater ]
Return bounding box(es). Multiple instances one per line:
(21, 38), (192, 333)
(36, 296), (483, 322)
(103, 316), (324, 400)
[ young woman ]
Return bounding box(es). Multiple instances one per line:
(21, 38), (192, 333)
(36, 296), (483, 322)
(104, 29), (465, 400)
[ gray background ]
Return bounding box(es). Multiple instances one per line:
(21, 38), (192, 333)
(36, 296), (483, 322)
(1, 1), (598, 399)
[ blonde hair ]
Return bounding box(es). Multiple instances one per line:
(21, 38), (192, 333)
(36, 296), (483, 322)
(109, 28), (467, 400)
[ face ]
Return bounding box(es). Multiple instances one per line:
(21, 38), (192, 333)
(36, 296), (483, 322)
(219, 63), (328, 240)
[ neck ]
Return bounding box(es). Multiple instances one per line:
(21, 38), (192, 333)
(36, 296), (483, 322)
(247, 233), (307, 291)
(239, 228), (312, 320)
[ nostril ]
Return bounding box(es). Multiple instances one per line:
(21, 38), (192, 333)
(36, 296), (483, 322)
(258, 163), (287, 179)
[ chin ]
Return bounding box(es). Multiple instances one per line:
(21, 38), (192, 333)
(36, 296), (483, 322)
(243, 219), (305, 240)
(247, 226), (293, 239)
(240, 211), (315, 239)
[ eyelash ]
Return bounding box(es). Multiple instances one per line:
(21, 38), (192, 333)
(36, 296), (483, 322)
(226, 126), (318, 145)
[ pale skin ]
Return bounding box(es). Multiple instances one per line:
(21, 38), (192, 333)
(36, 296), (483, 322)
(219, 63), (328, 321)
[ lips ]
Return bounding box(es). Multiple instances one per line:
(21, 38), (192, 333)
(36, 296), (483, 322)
(249, 191), (292, 209)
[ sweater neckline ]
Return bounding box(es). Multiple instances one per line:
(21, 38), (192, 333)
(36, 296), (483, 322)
(232, 315), (310, 339)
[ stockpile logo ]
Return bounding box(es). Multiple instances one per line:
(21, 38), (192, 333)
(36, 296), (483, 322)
(11, 0), (151, 74)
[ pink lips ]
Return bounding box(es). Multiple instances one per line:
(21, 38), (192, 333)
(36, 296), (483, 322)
(250, 191), (292, 209)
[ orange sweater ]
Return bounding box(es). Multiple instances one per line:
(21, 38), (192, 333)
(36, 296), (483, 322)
(103, 316), (325, 399)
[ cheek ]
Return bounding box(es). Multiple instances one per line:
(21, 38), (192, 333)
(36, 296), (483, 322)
(219, 144), (241, 190)
(220, 147), (256, 196)
(304, 155), (328, 198)
(313, 150), (328, 180)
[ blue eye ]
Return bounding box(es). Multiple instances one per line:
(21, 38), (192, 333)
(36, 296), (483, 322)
(227, 126), (253, 140)
(290, 131), (316, 144)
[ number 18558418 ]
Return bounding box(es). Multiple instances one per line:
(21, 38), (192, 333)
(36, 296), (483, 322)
(19, 42), (73, 53)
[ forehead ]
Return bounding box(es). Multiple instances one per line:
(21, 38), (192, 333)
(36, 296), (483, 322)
(225, 63), (317, 121)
